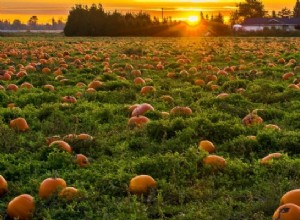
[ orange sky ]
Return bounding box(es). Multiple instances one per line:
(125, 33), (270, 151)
(0, 0), (297, 24)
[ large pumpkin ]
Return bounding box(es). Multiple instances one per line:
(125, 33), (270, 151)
(198, 140), (216, 154)
(280, 189), (300, 207)
(203, 155), (227, 168)
(129, 175), (157, 195)
(39, 177), (67, 199)
(10, 117), (29, 132)
(7, 194), (35, 220)
(0, 175), (8, 196)
(273, 203), (300, 220)
(49, 140), (72, 153)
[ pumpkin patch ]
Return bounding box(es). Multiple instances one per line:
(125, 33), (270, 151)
(0, 36), (300, 219)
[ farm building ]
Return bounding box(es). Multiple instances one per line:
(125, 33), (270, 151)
(237, 17), (300, 31)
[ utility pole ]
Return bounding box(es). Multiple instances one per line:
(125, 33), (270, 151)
(161, 8), (164, 22)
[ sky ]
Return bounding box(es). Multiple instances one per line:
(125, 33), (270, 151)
(0, 0), (297, 24)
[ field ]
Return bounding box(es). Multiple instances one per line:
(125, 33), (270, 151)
(0, 36), (300, 220)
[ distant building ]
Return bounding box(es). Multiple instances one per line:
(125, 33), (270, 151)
(239, 18), (300, 31)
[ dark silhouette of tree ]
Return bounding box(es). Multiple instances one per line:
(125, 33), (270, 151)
(28, 16), (38, 29)
(294, 0), (300, 17)
(272, 10), (277, 18)
(237, 0), (267, 18)
(12, 19), (23, 29)
(278, 7), (293, 18)
(212, 12), (224, 23)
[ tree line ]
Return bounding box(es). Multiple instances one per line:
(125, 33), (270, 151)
(0, 17), (65, 31)
(63, 4), (229, 36)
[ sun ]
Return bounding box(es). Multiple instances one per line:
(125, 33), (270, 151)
(187, 16), (199, 25)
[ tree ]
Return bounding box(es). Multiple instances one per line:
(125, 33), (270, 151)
(294, 0), (300, 17)
(12, 19), (22, 29)
(272, 10), (277, 18)
(28, 16), (38, 28)
(237, 0), (267, 18)
(278, 7), (293, 18)
(213, 12), (224, 24)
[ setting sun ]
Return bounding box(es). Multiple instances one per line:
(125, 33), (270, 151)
(187, 15), (199, 25)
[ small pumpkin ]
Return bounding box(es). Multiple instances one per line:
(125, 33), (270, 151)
(39, 177), (67, 199)
(203, 155), (227, 168)
(260, 153), (282, 165)
(49, 140), (72, 153)
(242, 110), (263, 126)
(129, 175), (157, 195)
(140, 86), (155, 95)
(273, 203), (300, 220)
(198, 140), (216, 154)
(280, 189), (300, 207)
(128, 116), (150, 128)
(77, 133), (93, 141)
(59, 186), (79, 201)
(10, 117), (29, 132)
(62, 96), (77, 103)
(7, 194), (35, 220)
(170, 106), (192, 116)
(0, 175), (8, 196)
(76, 154), (89, 167)
(131, 103), (154, 117)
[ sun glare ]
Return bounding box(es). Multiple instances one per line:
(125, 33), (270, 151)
(187, 16), (199, 25)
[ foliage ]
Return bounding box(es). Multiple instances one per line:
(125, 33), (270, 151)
(0, 37), (300, 219)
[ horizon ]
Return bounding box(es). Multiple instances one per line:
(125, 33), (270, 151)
(0, 0), (297, 24)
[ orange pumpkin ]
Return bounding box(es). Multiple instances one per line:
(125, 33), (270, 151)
(59, 187), (79, 201)
(20, 82), (34, 89)
(194, 79), (205, 86)
(160, 95), (174, 103)
(264, 124), (281, 131)
(49, 140), (72, 153)
(242, 111), (263, 126)
(198, 140), (216, 154)
(39, 177), (67, 199)
(7, 194), (35, 220)
(260, 153), (282, 165)
(170, 106), (192, 116)
(216, 93), (229, 99)
(63, 134), (77, 142)
(128, 116), (150, 128)
(273, 203), (300, 220)
(43, 84), (55, 91)
(0, 175), (8, 196)
(129, 175), (157, 195)
(76, 154), (89, 167)
(280, 189), (300, 207)
(77, 133), (93, 140)
(134, 77), (145, 85)
(282, 72), (294, 80)
(42, 67), (51, 74)
(131, 103), (154, 117)
(6, 84), (19, 92)
(88, 80), (103, 90)
(62, 96), (77, 103)
(10, 117), (29, 132)
(203, 155), (227, 168)
(140, 86), (155, 95)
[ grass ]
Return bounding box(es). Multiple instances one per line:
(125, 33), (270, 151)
(0, 36), (300, 219)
